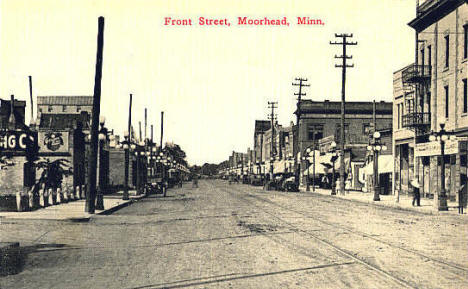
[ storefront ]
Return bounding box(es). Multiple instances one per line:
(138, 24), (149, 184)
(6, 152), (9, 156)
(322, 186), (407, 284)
(414, 138), (468, 202)
(394, 141), (414, 197)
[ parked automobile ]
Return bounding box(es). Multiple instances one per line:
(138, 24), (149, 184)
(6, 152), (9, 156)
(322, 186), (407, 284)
(249, 174), (264, 186)
(268, 173), (286, 190)
(280, 174), (299, 192)
(228, 174), (239, 185)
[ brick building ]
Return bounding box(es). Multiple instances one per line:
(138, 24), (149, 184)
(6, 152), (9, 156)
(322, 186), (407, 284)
(393, 0), (468, 206)
(0, 96), (26, 130)
(37, 96), (93, 121)
(253, 120), (271, 174)
(295, 99), (393, 189)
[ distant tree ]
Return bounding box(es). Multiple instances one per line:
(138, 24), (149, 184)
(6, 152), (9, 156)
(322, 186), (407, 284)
(163, 143), (188, 167)
(200, 163), (219, 176)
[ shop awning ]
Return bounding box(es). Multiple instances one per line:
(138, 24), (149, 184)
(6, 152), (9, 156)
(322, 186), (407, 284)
(316, 153), (350, 172)
(362, 155), (393, 175)
(303, 162), (329, 175)
(302, 150), (328, 176)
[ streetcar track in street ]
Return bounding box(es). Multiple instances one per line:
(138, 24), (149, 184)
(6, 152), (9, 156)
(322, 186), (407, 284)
(27, 230), (299, 253)
(238, 185), (468, 275)
(219, 184), (422, 289)
(127, 261), (357, 289)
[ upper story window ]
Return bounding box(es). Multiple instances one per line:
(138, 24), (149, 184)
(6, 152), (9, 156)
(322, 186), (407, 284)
(335, 123), (349, 141)
(397, 103), (402, 129)
(427, 45), (431, 71)
(307, 124), (323, 141)
(445, 85), (449, 118)
(62, 105), (67, 112)
(48, 105), (53, 112)
(76, 106), (81, 113)
(464, 24), (467, 59)
(420, 47), (425, 68)
(463, 79), (467, 114)
(362, 123), (371, 135)
(444, 35), (449, 68)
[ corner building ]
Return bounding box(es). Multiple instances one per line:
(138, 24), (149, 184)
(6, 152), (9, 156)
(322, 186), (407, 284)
(393, 0), (468, 204)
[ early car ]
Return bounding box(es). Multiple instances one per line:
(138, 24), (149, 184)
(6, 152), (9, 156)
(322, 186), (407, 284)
(280, 174), (299, 192)
(249, 174), (264, 186)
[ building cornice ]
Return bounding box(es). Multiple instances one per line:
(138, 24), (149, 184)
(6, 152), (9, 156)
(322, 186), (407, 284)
(408, 0), (467, 32)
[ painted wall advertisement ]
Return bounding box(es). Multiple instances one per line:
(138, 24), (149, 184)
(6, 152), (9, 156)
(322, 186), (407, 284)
(38, 131), (69, 153)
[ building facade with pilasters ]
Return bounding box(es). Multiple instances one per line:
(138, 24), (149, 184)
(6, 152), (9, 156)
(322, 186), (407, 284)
(393, 0), (468, 205)
(296, 99), (392, 190)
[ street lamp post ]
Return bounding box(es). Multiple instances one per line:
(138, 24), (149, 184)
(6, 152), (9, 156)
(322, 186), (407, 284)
(302, 147), (315, 192)
(367, 131), (387, 202)
(302, 155), (310, 191)
(429, 121), (451, 211)
(122, 131), (130, 200)
(96, 116), (107, 210)
(330, 141), (338, 195)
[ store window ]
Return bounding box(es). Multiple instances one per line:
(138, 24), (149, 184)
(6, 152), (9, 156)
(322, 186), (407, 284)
(307, 124), (323, 141)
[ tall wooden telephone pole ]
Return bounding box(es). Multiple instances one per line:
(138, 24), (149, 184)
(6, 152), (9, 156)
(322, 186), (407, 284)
(85, 16), (105, 213)
(160, 111), (164, 149)
(330, 33), (357, 195)
(267, 101), (278, 178)
(123, 93), (132, 200)
(292, 78), (309, 186)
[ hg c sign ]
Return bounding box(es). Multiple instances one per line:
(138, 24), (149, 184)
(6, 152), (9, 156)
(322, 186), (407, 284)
(0, 130), (37, 151)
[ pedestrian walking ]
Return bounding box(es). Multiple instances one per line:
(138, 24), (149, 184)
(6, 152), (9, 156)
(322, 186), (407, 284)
(458, 184), (466, 214)
(410, 178), (421, 207)
(321, 175), (330, 189)
(192, 175), (199, 188)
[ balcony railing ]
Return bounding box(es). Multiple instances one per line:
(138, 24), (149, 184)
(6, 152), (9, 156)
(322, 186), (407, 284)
(402, 112), (431, 128)
(402, 64), (431, 84)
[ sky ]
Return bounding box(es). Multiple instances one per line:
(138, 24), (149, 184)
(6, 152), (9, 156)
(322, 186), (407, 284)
(1, 0), (416, 165)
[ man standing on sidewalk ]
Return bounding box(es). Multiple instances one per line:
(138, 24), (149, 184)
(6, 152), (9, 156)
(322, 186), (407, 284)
(410, 179), (421, 207)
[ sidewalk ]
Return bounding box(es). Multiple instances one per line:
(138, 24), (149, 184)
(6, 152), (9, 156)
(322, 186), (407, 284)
(300, 186), (465, 216)
(0, 191), (145, 221)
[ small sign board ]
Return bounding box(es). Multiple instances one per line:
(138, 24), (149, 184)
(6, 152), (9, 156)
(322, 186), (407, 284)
(38, 131), (69, 153)
(0, 130), (37, 151)
(415, 139), (459, 157)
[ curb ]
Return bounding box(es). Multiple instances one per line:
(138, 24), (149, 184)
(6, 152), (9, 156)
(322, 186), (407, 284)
(302, 190), (440, 216)
(68, 194), (147, 221)
(96, 199), (135, 216)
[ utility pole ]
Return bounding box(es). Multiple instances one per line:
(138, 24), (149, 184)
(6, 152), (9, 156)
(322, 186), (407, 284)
(268, 101), (278, 180)
(260, 132), (264, 177)
(330, 33), (357, 195)
(160, 111), (164, 149)
(144, 108), (147, 141)
(85, 16), (105, 213)
(123, 93), (132, 200)
(139, 121), (142, 142)
(292, 78), (309, 187)
(150, 124), (154, 176)
(373, 100), (376, 133)
(28, 76), (33, 122)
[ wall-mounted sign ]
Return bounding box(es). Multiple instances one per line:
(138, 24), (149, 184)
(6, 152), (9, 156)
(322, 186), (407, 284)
(415, 139), (458, 157)
(0, 130), (37, 151)
(38, 131), (69, 153)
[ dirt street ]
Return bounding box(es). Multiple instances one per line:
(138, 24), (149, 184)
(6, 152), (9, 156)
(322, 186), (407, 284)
(1, 180), (467, 288)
